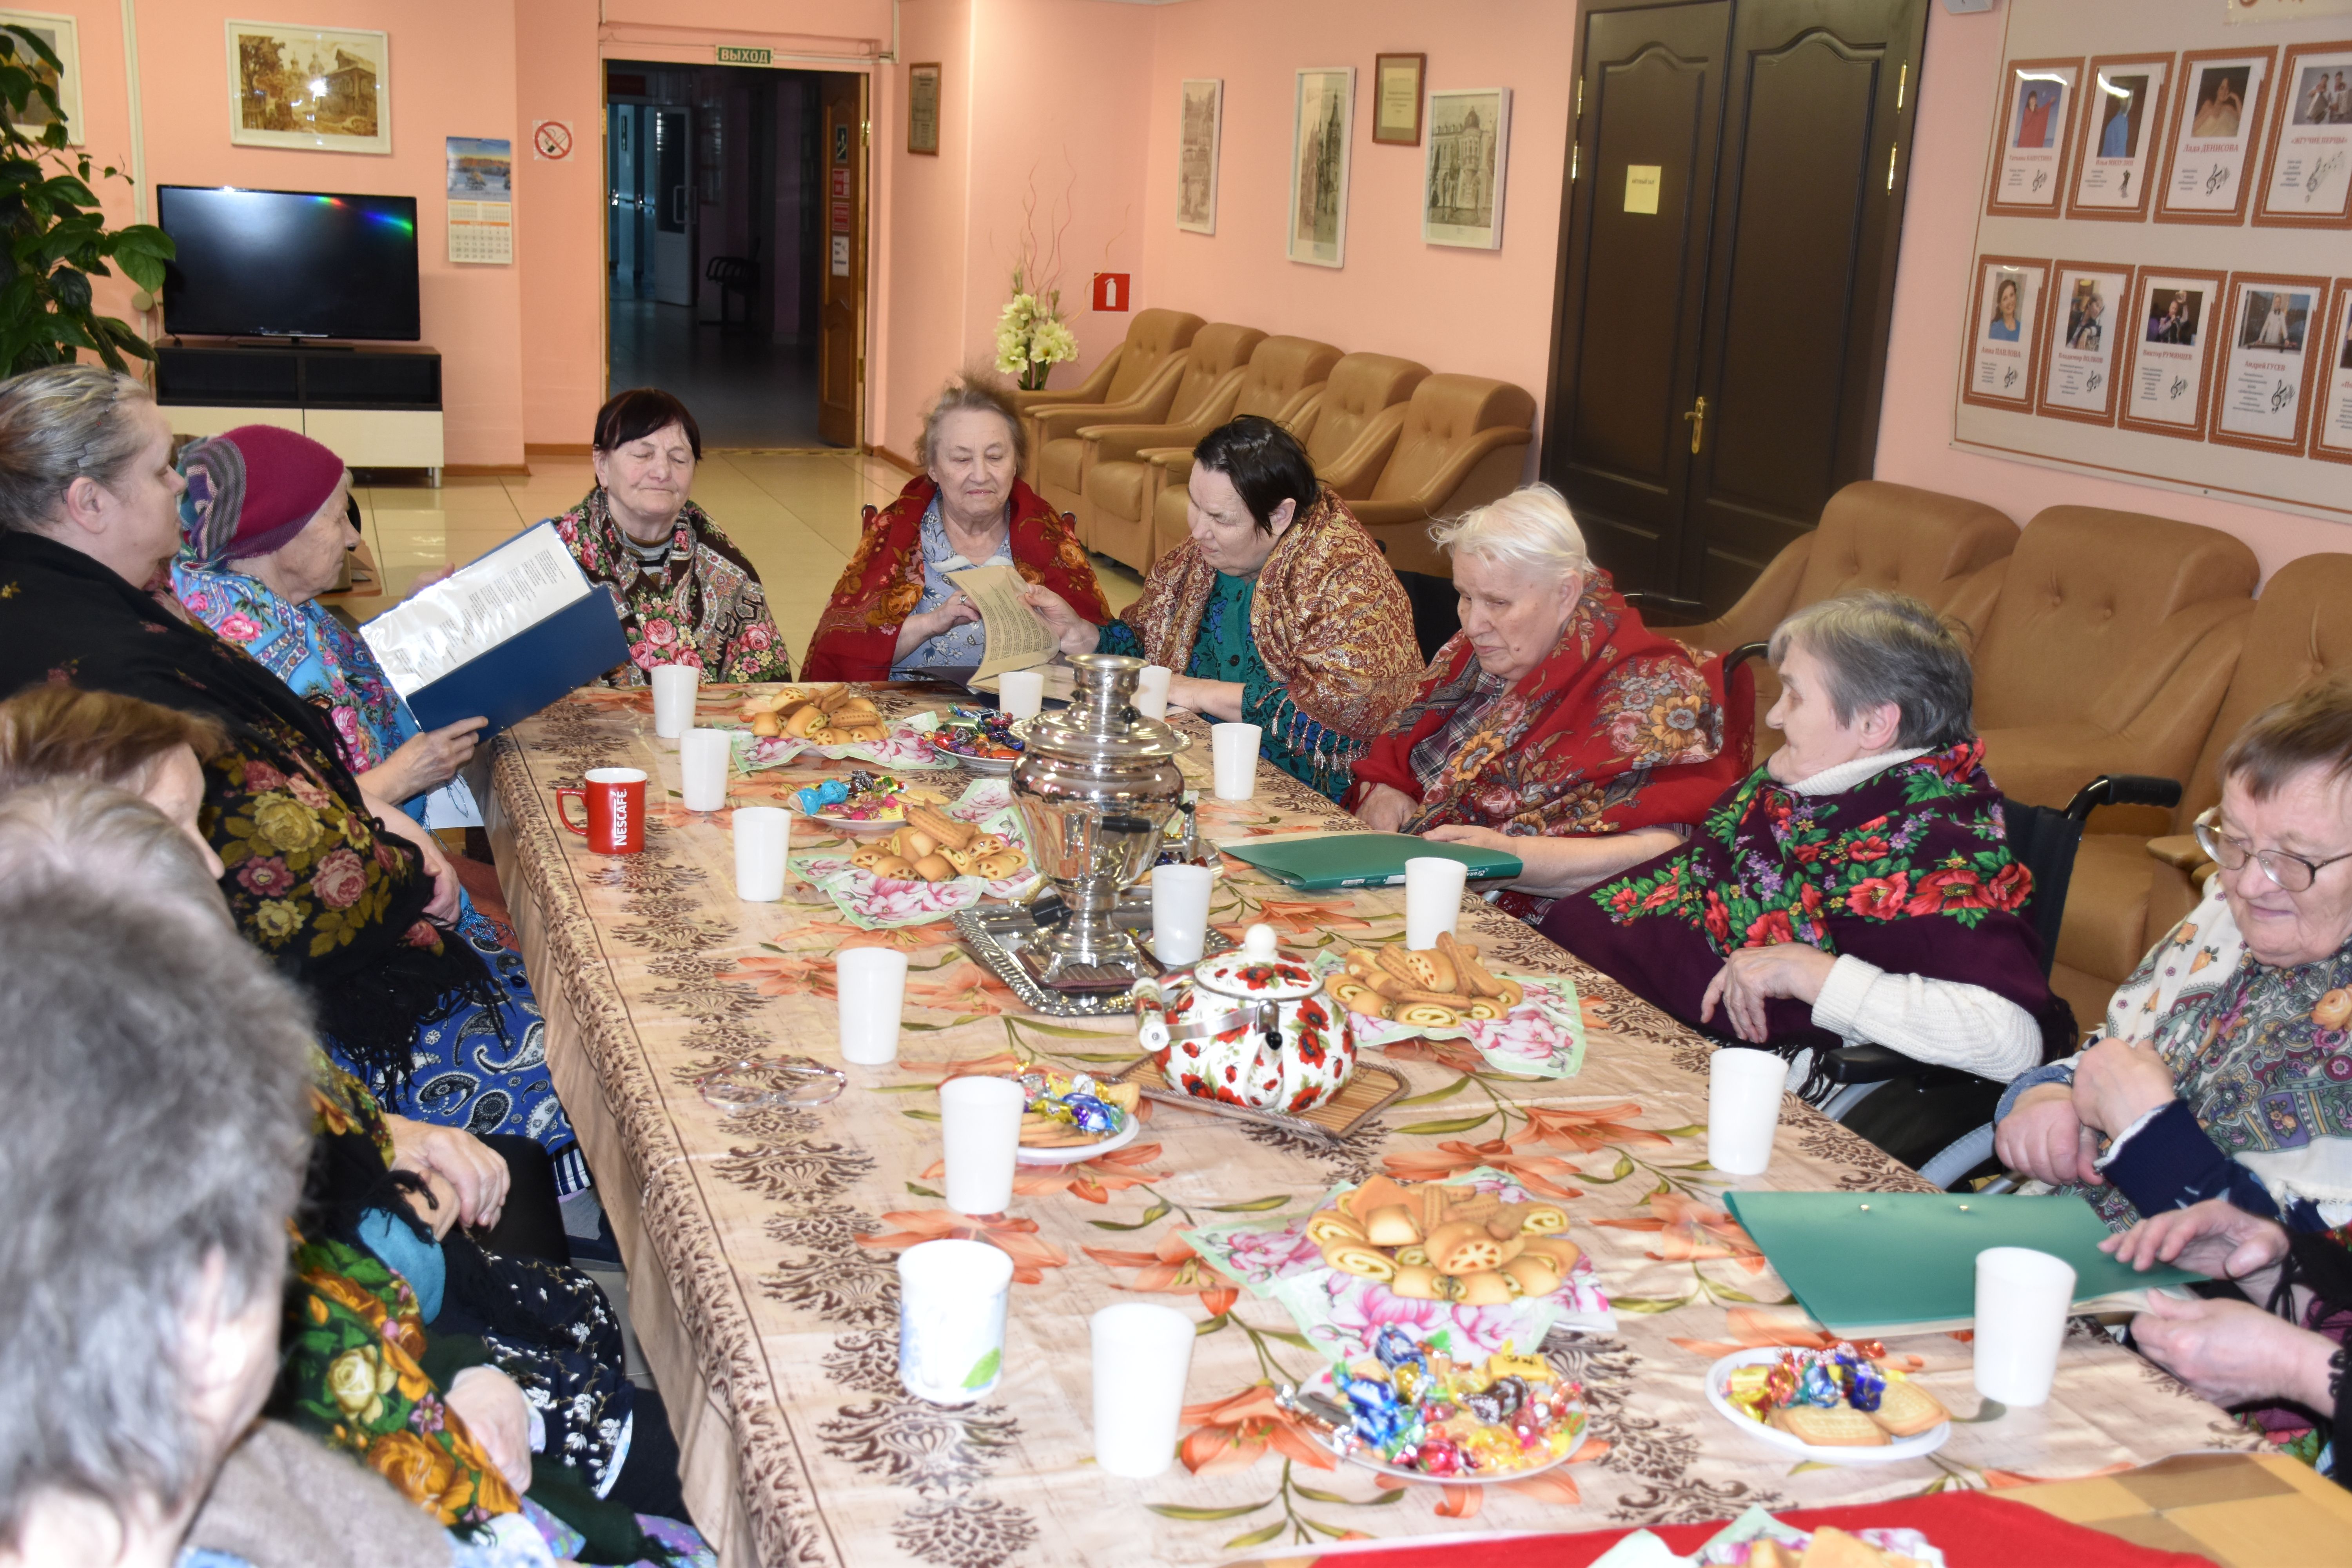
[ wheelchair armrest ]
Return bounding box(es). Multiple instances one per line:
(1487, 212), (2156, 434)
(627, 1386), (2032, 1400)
(2062, 774), (2182, 821)
(1819, 1043), (2003, 1091)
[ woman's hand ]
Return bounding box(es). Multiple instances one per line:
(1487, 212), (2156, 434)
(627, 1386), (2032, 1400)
(385, 1114), (509, 1230)
(2070, 1036), (2180, 1137)
(363, 793), (463, 924)
(402, 1167), (465, 1241)
(1423, 823), (1686, 899)
(1355, 783), (1418, 834)
(2102, 1197), (2289, 1287)
(1167, 675), (1242, 721)
(445, 1366), (535, 1495)
(1994, 1081), (2103, 1187)
(403, 564), (457, 599)
(1699, 944), (1838, 1044)
(2130, 1290), (2337, 1411)
(1020, 585), (1103, 657)
(893, 593), (982, 661)
(358, 716), (487, 804)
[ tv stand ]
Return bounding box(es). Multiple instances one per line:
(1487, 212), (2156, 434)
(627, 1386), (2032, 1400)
(156, 340), (443, 472)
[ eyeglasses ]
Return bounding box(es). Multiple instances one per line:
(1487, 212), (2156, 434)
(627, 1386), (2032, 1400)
(2194, 813), (2352, 893)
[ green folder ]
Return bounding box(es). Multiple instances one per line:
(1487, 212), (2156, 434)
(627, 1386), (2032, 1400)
(1722, 1191), (2205, 1337)
(1218, 832), (1523, 891)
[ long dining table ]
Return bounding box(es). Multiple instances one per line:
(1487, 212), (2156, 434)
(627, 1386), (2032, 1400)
(484, 680), (2260, 1568)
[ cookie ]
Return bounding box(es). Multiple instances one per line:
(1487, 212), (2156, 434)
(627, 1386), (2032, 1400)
(1867, 1377), (1948, 1437)
(1769, 1404), (1889, 1447)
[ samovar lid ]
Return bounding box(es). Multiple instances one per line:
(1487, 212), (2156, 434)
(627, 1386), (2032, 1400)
(1012, 653), (1191, 765)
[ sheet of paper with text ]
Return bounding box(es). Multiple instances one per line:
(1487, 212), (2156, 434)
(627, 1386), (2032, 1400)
(946, 564), (1058, 681)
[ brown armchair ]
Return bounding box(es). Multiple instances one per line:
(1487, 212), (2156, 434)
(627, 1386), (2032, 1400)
(1348, 374), (1537, 575)
(1015, 308), (1203, 475)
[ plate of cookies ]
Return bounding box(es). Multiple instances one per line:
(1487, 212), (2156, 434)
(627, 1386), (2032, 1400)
(731, 686), (951, 771)
(1705, 1347), (1950, 1464)
(792, 780), (1045, 929)
(1013, 1071), (1142, 1166)
(1318, 935), (1586, 1079)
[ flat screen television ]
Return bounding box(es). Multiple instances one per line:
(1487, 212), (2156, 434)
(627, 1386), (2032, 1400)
(157, 185), (420, 341)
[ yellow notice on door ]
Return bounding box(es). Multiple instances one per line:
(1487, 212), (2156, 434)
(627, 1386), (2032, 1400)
(1624, 165), (1662, 214)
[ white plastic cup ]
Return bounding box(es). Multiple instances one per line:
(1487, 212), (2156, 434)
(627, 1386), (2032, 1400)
(733, 806), (791, 901)
(898, 1239), (1013, 1405)
(680, 727), (732, 813)
(1091, 1302), (1195, 1478)
(1000, 668), (1046, 719)
(1134, 664), (1173, 720)
(836, 947), (909, 1066)
(1403, 856), (1469, 949)
(1210, 722), (1261, 800)
(650, 664), (699, 739)
(1706, 1047), (1787, 1176)
(1973, 1247), (2078, 1406)
(939, 1075), (1025, 1215)
(1151, 863), (1214, 966)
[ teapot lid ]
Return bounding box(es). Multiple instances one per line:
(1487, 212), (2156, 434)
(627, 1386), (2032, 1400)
(1193, 923), (1320, 1000)
(1013, 653), (1191, 767)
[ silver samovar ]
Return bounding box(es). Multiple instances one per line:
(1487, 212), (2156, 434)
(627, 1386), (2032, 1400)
(1009, 653), (1189, 984)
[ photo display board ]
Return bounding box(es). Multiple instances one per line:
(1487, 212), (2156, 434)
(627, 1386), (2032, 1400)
(1955, 0), (2352, 524)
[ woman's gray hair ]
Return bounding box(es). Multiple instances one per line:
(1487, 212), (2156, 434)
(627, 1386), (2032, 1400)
(0, 365), (156, 536)
(1768, 590), (1974, 749)
(1429, 483), (1592, 583)
(0, 781), (312, 1545)
(918, 370), (1026, 473)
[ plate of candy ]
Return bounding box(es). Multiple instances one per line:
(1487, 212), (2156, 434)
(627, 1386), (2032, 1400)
(792, 772), (939, 837)
(1012, 1070), (1141, 1165)
(932, 707), (1024, 776)
(1279, 1328), (1585, 1484)
(1705, 1345), (1950, 1464)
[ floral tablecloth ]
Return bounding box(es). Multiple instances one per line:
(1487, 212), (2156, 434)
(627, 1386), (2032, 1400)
(486, 683), (2258, 1568)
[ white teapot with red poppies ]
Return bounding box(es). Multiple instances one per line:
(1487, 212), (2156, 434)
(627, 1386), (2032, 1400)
(1134, 924), (1356, 1114)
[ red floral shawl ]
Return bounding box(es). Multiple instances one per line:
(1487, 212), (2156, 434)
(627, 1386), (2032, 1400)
(804, 475), (1109, 681)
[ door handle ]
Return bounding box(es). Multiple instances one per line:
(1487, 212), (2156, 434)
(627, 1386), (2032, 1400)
(672, 185), (688, 225)
(1682, 395), (1707, 456)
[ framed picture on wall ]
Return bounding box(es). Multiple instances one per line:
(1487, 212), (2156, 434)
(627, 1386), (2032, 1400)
(1423, 87), (1510, 249)
(2065, 53), (2171, 221)
(2154, 46), (2275, 225)
(2208, 270), (2328, 454)
(2252, 40), (2352, 229)
(1372, 53), (1425, 145)
(1176, 78), (1221, 235)
(1959, 254), (2051, 412)
(225, 22), (389, 155)
(1288, 66), (1355, 269)
(2118, 268), (2225, 441)
(2309, 279), (2352, 466)
(1985, 58), (2081, 217)
(2035, 260), (2134, 425)
(0, 10), (81, 145)
(907, 62), (941, 156)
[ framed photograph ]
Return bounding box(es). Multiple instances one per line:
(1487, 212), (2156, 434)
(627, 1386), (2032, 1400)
(907, 62), (941, 156)
(1423, 87), (1510, 249)
(2155, 47), (2275, 225)
(2065, 54), (2171, 221)
(2253, 41), (2352, 229)
(2035, 261), (2134, 425)
(1176, 78), (1221, 236)
(2208, 271), (2328, 454)
(0, 10), (81, 145)
(1288, 66), (1355, 269)
(1372, 53), (1425, 145)
(2119, 268), (2226, 441)
(2309, 279), (2352, 466)
(225, 21), (388, 155)
(1960, 255), (2051, 412)
(1986, 58), (2082, 216)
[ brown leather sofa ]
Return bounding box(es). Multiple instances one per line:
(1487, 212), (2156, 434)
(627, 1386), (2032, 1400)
(2050, 551), (2352, 1027)
(1072, 332), (1337, 571)
(1014, 308), (1203, 479)
(1036, 321), (1263, 545)
(1346, 374), (1538, 575)
(1149, 350), (1428, 564)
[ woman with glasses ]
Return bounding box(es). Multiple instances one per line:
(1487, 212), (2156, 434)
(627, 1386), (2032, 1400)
(1994, 679), (2352, 1234)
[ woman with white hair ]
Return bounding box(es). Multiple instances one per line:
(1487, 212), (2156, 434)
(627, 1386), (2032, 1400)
(1350, 483), (1739, 916)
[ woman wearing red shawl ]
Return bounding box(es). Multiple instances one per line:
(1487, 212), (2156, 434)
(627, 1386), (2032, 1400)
(805, 375), (1109, 681)
(1351, 485), (1740, 918)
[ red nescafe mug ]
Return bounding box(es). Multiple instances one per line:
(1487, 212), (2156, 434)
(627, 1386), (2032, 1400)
(555, 767), (647, 854)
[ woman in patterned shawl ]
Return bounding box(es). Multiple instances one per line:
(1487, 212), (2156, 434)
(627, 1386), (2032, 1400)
(550, 387), (793, 686)
(1026, 415), (1421, 800)
(804, 373), (1109, 681)
(1546, 593), (2071, 1125)
(1351, 485), (1739, 916)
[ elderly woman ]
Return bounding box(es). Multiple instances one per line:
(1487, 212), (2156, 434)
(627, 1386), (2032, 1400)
(805, 372), (1109, 681)
(551, 385), (792, 684)
(0, 366), (587, 1195)
(1544, 592), (2074, 1109)
(1350, 485), (1737, 911)
(1996, 679), (2352, 1234)
(1026, 414), (1421, 800)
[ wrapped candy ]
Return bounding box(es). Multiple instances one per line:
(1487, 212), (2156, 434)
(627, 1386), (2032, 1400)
(1373, 1326), (1426, 1372)
(1796, 1358), (1844, 1408)
(1063, 1094), (1120, 1132)
(1416, 1436), (1464, 1477)
(1845, 1356), (1887, 1413)
(795, 778), (851, 814)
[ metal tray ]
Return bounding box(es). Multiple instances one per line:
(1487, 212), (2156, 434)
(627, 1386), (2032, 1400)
(1105, 1056), (1409, 1145)
(950, 899), (1234, 1017)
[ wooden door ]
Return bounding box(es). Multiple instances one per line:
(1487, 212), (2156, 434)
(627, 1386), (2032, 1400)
(817, 73), (867, 448)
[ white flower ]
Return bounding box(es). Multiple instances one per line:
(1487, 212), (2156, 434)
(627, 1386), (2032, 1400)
(1031, 318), (1078, 365)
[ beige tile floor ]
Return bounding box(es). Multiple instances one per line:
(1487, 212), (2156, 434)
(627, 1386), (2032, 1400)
(345, 450), (1143, 662)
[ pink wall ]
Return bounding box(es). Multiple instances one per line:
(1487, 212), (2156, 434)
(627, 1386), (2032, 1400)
(1875, 4), (2349, 581)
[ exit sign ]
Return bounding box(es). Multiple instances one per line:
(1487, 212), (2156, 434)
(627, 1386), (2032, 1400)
(716, 45), (772, 65)
(1092, 272), (1131, 312)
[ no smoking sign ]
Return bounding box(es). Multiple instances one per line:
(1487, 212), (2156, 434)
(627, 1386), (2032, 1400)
(532, 120), (574, 161)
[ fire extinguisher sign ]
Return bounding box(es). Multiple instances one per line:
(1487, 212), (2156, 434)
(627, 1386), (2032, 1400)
(1091, 273), (1131, 312)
